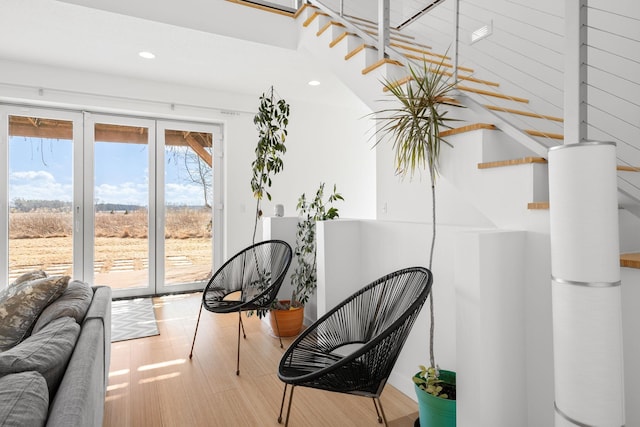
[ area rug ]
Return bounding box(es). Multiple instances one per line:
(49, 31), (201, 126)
(111, 298), (160, 342)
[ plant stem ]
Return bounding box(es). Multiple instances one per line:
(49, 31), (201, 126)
(428, 170), (436, 370)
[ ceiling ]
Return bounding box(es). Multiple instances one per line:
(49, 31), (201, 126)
(0, 0), (361, 107)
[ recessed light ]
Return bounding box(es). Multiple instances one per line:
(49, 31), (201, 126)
(139, 51), (156, 59)
(308, 80), (321, 86)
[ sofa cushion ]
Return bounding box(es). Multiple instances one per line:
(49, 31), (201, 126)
(0, 275), (69, 351)
(0, 371), (49, 427)
(0, 316), (80, 397)
(10, 269), (48, 287)
(32, 280), (93, 334)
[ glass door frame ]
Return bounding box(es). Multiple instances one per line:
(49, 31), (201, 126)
(155, 120), (223, 294)
(83, 112), (157, 298)
(1, 106), (224, 297)
(0, 105), (84, 285)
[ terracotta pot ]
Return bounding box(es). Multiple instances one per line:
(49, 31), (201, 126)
(269, 300), (304, 337)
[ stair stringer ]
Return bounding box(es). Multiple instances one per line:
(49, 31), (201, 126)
(297, 14), (406, 112)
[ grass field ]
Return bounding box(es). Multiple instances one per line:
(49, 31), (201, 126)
(8, 208), (213, 285)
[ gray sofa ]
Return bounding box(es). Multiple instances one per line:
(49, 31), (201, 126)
(0, 279), (111, 427)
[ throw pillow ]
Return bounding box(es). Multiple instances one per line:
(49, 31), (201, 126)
(0, 371), (49, 427)
(0, 275), (69, 351)
(9, 269), (48, 287)
(0, 316), (80, 397)
(32, 280), (93, 334)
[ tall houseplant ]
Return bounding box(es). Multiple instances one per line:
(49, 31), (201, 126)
(374, 57), (457, 425)
(269, 183), (343, 337)
(250, 86), (290, 244)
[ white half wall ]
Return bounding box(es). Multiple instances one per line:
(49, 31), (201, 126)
(455, 230), (527, 427)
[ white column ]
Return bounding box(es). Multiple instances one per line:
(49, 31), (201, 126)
(377, 0), (390, 61)
(549, 142), (624, 426)
(564, 0), (588, 144)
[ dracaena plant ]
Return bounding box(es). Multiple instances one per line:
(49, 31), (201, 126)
(373, 56), (457, 391)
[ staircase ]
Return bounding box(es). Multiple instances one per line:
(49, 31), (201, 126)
(290, 2), (640, 270)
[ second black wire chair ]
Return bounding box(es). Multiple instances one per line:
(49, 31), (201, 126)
(189, 239), (292, 375)
(276, 266), (433, 426)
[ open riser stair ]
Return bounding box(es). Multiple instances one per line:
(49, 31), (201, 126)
(294, 3), (640, 269)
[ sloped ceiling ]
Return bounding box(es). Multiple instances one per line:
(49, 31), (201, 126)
(0, 0), (358, 106)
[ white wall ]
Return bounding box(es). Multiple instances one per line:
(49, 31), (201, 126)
(316, 219), (545, 427)
(0, 59), (376, 261)
(622, 268), (640, 426)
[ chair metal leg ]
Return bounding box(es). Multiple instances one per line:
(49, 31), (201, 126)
(284, 385), (295, 427)
(239, 312), (246, 339)
(272, 309), (284, 348)
(372, 397), (388, 426)
(277, 383), (288, 423)
(236, 312), (242, 375)
(189, 303), (204, 359)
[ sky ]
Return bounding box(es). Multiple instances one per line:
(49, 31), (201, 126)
(8, 136), (211, 207)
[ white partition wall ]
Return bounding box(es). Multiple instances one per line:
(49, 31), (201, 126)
(548, 142), (625, 426)
(454, 230), (527, 427)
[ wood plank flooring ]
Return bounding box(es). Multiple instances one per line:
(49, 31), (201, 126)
(103, 292), (419, 427)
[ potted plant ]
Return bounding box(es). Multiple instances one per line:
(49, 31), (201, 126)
(269, 183), (343, 337)
(250, 86), (290, 244)
(373, 57), (457, 426)
(247, 86), (290, 320)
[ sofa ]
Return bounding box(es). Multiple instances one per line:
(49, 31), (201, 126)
(0, 271), (111, 427)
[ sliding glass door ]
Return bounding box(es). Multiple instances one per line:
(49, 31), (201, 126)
(85, 115), (156, 297)
(0, 107), (83, 285)
(156, 121), (222, 294)
(1, 106), (222, 298)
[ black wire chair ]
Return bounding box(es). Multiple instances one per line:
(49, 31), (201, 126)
(276, 266), (433, 426)
(189, 239), (292, 375)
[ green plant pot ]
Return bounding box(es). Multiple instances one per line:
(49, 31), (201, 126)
(414, 370), (456, 427)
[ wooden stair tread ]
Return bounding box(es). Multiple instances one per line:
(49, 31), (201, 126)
(524, 129), (564, 140)
(405, 54), (474, 73)
(527, 202), (549, 210)
(383, 72), (499, 92)
(618, 165), (640, 172)
(441, 123), (496, 137)
(485, 105), (564, 122)
(621, 253), (640, 269)
(479, 157), (638, 171)
(293, 3), (311, 18)
(362, 58), (405, 75)
(457, 85), (528, 103)
(302, 10), (329, 27)
(390, 41), (440, 57)
(345, 43), (374, 60)
(330, 31), (354, 48)
(478, 157), (547, 169)
(317, 21), (345, 36)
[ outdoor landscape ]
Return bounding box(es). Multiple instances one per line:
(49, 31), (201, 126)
(9, 204), (212, 288)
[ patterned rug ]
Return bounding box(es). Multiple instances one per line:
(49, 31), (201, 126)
(111, 298), (160, 342)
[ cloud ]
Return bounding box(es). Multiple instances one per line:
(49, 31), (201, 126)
(10, 170), (209, 206)
(11, 170), (55, 182)
(10, 170), (72, 201)
(166, 183), (209, 206)
(95, 182), (148, 205)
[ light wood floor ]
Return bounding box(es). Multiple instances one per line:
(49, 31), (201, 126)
(103, 292), (419, 427)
